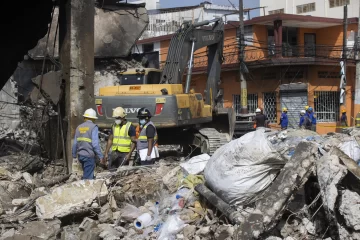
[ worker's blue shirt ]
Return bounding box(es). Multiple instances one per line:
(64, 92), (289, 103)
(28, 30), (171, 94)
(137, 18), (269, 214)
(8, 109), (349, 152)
(72, 124), (104, 159)
(341, 114), (347, 122)
(309, 112), (316, 125)
(299, 115), (305, 127)
(280, 113), (288, 127)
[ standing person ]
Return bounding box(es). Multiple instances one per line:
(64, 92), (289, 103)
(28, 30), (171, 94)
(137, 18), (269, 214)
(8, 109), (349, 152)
(341, 109), (348, 127)
(103, 107), (136, 171)
(308, 107), (317, 132)
(72, 108), (104, 180)
(279, 108), (288, 130)
(136, 108), (159, 165)
(254, 108), (266, 129)
(299, 110), (306, 128)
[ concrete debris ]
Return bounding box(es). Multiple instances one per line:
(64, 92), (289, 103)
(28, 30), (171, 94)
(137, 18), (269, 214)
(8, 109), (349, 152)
(18, 219), (61, 239)
(1, 128), (360, 240)
(35, 180), (108, 219)
(339, 190), (360, 231)
(32, 71), (62, 105)
(98, 203), (113, 223)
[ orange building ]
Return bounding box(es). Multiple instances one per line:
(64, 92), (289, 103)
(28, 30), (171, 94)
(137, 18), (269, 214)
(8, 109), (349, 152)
(137, 13), (359, 135)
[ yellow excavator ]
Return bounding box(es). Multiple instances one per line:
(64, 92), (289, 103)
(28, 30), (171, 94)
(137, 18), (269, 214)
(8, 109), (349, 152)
(95, 18), (235, 155)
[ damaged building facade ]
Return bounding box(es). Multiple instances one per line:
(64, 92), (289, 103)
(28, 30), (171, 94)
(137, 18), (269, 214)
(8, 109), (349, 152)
(136, 13), (358, 135)
(11, 4), (149, 101)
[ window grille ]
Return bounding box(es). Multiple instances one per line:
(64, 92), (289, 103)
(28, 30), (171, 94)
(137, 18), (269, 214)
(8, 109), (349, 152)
(233, 94), (258, 114)
(329, 0), (350, 8)
(284, 71), (304, 79)
(263, 92), (277, 123)
(314, 91), (340, 122)
(269, 9), (284, 15)
(297, 3), (316, 14)
(318, 71), (341, 79)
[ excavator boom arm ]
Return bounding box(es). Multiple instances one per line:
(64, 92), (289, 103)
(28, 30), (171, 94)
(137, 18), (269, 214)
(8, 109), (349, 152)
(160, 18), (224, 108)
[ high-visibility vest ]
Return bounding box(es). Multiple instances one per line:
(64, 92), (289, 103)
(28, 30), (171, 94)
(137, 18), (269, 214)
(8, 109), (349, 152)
(112, 122), (132, 152)
(136, 125), (158, 147)
(137, 121), (158, 151)
(74, 120), (97, 158)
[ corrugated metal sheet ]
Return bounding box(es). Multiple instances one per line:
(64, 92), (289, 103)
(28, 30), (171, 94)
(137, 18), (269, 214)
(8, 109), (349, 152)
(280, 91), (308, 128)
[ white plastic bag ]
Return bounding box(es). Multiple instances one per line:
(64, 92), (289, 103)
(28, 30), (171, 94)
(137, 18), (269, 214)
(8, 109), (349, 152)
(158, 215), (186, 240)
(180, 154), (210, 175)
(339, 138), (360, 162)
(204, 129), (287, 206)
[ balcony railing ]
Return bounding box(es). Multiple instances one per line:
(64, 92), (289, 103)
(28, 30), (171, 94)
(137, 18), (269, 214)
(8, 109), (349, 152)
(159, 44), (356, 69)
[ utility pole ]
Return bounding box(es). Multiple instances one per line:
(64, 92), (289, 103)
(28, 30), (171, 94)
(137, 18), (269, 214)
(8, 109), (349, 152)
(340, 5), (347, 105)
(238, 0), (248, 114)
(355, 3), (360, 127)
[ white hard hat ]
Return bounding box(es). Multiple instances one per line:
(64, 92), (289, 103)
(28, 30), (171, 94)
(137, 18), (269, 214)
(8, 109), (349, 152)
(255, 108), (261, 113)
(300, 110), (306, 114)
(112, 107), (126, 118)
(83, 108), (98, 119)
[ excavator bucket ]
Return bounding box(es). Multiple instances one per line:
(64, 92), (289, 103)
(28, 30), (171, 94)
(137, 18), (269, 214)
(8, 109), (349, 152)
(208, 107), (236, 141)
(28, 3), (149, 59)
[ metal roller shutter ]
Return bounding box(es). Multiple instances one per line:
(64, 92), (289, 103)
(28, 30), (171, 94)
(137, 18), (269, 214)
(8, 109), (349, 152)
(280, 91), (308, 128)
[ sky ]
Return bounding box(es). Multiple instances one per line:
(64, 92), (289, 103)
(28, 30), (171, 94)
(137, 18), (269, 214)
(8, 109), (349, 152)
(160, 0), (260, 16)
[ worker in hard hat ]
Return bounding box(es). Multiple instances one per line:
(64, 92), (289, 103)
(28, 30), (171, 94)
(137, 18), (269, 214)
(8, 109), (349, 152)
(279, 107), (288, 130)
(254, 108), (266, 129)
(341, 109), (348, 127)
(72, 108), (104, 180)
(136, 107), (159, 165)
(308, 107), (317, 132)
(299, 110), (306, 128)
(103, 107), (136, 171)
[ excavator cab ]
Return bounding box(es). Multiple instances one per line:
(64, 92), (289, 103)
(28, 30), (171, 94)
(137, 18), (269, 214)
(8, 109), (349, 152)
(119, 68), (162, 85)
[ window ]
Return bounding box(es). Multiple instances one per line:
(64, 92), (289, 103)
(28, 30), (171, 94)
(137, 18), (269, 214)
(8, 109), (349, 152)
(284, 71), (304, 79)
(237, 26), (253, 46)
(269, 9), (284, 15)
(263, 92), (277, 123)
(296, 3), (316, 14)
(233, 94), (258, 114)
(314, 91), (340, 122)
(318, 71), (341, 79)
(329, 0), (350, 8)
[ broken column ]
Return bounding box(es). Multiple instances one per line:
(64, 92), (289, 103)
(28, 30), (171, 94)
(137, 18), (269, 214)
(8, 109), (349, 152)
(59, 0), (95, 172)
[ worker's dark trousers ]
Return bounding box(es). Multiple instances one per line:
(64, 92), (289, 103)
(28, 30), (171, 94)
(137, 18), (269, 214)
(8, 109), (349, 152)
(78, 155), (95, 180)
(109, 151), (128, 172)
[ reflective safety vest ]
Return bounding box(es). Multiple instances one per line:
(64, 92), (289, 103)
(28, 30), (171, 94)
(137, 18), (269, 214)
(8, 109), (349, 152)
(137, 121), (158, 151)
(75, 120), (97, 158)
(136, 125), (158, 147)
(112, 122), (132, 152)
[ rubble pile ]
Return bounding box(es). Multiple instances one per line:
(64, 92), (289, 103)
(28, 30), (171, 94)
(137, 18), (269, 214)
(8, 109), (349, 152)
(0, 128), (360, 239)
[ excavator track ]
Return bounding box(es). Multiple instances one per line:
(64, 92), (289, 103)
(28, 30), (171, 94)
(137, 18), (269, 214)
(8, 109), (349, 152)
(199, 128), (230, 155)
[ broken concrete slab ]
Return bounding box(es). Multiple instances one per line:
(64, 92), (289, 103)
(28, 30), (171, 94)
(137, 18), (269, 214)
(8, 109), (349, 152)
(339, 190), (360, 231)
(79, 217), (97, 231)
(0, 181), (30, 211)
(35, 180), (108, 219)
(236, 142), (318, 239)
(19, 219), (61, 239)
(32, 71), (62, 105)
(98, 203), (113, 223)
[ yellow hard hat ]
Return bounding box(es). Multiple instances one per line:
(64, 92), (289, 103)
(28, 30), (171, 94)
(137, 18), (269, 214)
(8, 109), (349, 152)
(305, 106), (309, 110)
(83, 108), (98, 119)
(112, 107), (126, 118)
(283, 107), (288, 112)
(342, 109), (346, 113)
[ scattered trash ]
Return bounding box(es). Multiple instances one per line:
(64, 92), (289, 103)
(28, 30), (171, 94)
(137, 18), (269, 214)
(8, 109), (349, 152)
(0, 129), (359, 240)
